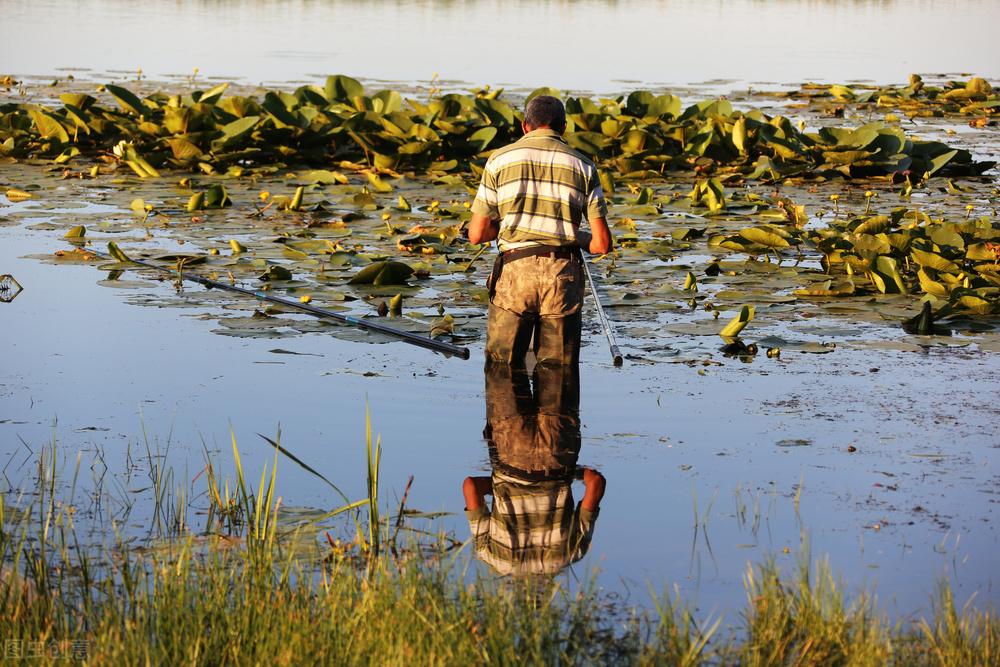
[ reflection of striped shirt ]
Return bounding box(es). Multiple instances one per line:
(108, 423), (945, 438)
(466, 472), (598, 577)
(472, 128), (608, 252)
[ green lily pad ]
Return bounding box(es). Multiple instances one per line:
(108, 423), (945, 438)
(347, 260), (414, 286)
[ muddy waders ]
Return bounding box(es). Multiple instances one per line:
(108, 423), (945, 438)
(485, 247), (583, 366)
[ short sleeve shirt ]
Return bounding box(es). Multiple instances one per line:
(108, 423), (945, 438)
(471, 128), (608, 252)
(465, 475), (599, 577)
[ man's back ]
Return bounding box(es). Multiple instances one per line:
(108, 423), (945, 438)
(473, 128), (606, 252)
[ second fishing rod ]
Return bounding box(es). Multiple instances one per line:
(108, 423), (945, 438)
(88, 242), (471, 359)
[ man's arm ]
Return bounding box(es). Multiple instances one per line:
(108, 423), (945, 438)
(467, 213), (499, 245)
(587, 217), (612, 255)
(580, 468), (606, 512)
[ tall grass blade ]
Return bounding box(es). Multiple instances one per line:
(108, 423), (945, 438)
(258, 431), (350, 503)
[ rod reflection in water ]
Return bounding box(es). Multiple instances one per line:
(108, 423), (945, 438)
(462, 363), (606, 577)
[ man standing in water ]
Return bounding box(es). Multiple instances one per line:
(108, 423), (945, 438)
(468, 96), (613, 365)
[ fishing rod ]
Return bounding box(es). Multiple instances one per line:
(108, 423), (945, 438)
(86, 244), (471, 360)
(579, 251), (623, 367)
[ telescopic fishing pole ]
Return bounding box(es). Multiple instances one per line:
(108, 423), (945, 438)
(85, 245), (471, 360)
(579, 251), (623, 367)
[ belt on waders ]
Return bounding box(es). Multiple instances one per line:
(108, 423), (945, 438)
(486, 245), (580, 301)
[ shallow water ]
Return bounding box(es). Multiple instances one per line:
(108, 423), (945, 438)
(3, 0), (999, 92)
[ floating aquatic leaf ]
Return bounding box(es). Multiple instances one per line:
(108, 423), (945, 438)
(956, 294), (993, 315)
(366, 173), (393, 193)
(64, 225), (86, 238)
(917, 269), (950, 298)
(107, 241), (130, 262)
(719, 305), (755, 339)
(324, 74), (364, 102)
(216, 116), (260, 149)
(430, 313), (454, 338)
(672, 227), (705, 241)
(911, 249), (959, 273)
(967, 244), (997, 262)
(27, 107), (70, 143)
(793, 279), (855, 297)
(869, 256), (905, 294)
(287, 186), (304, 211)
(104, 84), (147, 116)
(118, 143), (160, 178)
(740, 226), (791, 249)
(5, 188), (32, 202)
(732, 116), (747, 154)
(259, 265), (293, 282)
(347, 260), (414, 286)
(688, 179), (726, 213)
(852, 215), (891, 235)
(204, 184), (232, 208)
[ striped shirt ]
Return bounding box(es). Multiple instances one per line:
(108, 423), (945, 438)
(466, 473), (598, 577)
(472, 128), (608, 252)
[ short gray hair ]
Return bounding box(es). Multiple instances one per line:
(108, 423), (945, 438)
(524, 95), (566, 131)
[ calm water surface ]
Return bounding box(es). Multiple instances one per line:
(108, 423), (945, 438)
(1, 209), (997, 618)
(3, 0), (999, 91)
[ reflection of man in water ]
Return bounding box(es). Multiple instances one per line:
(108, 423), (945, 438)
(462, 363), (606, 576)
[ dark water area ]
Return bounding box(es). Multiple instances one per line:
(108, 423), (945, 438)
(3, 0), (999, 93)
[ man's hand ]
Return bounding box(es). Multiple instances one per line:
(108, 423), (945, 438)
(463, 476), (493, 510)
(468, 213), (499, 245)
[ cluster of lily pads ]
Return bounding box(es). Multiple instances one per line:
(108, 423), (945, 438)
(708, 203), (1000, 324)
(0, 75), (992, 184)
(765, 75), (999, 121)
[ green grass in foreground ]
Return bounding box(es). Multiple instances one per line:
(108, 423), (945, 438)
(1, 539), (997, 666)
(1, 436), (997, 665)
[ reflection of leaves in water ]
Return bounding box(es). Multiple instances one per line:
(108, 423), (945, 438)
(776, 439), (812, 447)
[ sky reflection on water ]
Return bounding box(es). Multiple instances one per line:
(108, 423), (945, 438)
(1, 209), (997, 617)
